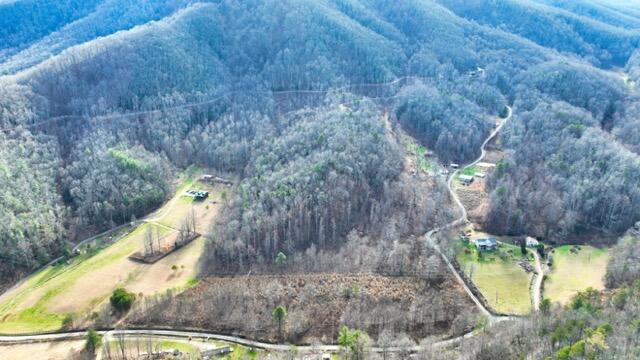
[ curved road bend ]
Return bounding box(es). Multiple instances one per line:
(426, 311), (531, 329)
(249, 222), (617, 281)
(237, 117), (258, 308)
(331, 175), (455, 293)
(0, 107), (516, 354)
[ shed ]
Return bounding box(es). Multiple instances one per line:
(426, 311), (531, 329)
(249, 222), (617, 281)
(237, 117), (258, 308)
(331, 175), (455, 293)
(474, 172), (486, 178)
(450, 163), (460, 169)
(459, 175), (474, 185)
(526, 237), (539, 247)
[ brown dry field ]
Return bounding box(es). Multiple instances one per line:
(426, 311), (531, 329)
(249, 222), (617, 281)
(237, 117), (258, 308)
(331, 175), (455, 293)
(455, 179), (488, 224)
(0, 340), (84, 360)
(482, 149), (504, 164)
(131, 272), (479, 344)
(50, 236), (205, 314)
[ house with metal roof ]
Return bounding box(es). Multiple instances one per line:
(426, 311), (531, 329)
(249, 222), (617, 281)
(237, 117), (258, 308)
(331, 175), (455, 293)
(474, 238), (497, 252)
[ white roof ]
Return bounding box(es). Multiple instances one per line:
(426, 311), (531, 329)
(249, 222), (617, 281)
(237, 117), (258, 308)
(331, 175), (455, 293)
(477, 162), (496, 168)
(459, 175), (474, 181)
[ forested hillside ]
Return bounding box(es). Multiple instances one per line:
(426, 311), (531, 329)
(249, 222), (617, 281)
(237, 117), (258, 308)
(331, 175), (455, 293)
(486, 102), (640, 240)
(439, 0), (640, 67)
(0, 0), (639, 306)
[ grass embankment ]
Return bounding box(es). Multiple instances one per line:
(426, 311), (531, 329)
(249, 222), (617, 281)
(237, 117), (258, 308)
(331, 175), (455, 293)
(404, 137), (434, 173)
(456, 233), (533, 315)
(544, 245), (609, 305)
(0, 171), (223, 333)
(105, 338), (201, 357)
(459, 165), (478, 177)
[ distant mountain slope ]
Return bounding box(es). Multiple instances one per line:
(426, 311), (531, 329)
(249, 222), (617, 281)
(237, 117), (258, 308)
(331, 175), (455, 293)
(0, 0), (101, 56)
(438, 0), (640, 67)
(535, 0), (640, 29)
(13, 0), (554, 117)
(0, 0), (192, 74)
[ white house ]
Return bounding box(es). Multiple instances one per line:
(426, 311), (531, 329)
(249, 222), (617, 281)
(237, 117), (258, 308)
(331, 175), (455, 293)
(526, 237), (539, 247)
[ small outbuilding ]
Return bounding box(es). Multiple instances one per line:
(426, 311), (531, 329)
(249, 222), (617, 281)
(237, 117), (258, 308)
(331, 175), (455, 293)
(474, 172), (486, 178)
(450, 163), (460, 169)
(459, 175), (474, 185)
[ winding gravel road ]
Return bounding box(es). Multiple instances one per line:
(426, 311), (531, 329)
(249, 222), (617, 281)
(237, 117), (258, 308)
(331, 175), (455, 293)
(0, 105), (517, 355)
(425, 106), (515, 324)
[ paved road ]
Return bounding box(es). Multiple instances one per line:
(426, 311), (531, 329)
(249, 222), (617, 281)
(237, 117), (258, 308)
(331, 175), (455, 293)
(0, 328), (474, 354)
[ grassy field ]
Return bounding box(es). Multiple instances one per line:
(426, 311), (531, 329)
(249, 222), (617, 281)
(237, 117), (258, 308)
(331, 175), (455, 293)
(456, 231), (533, 314)
(544, 245), (609, 305)
(213, 341), (263, 360)
(0, 172), (225, 334)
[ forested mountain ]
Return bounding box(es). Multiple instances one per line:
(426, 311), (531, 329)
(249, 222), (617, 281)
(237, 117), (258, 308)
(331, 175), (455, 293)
(486, 101), (640, 240)
(536, 0), (640, 29)
(0, 0), (193, 75)
(0, 0), (639, 305)
(439, 0), (640, 67)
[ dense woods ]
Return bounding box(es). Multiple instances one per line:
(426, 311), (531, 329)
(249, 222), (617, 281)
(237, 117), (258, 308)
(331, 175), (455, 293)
(486, 101), (640, 240)
(0, 130), (66, 281)
(207, 97), (403, 273)
(395, 82), (493, 163)
(63, 141), (172, 233)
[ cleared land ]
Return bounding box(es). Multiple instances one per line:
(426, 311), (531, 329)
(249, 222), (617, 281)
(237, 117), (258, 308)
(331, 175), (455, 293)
(129, 273), (479, 344)
(456, 231), (533, 315)
(0, 174), (225, 333)
(544, 245), (609, 305)
(103, 337), (207, 359)
(402, 133), (436, 175)
(0, 340), (85, 360)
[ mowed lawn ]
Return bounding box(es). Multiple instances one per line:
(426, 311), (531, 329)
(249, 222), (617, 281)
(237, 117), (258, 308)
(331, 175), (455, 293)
(0, 175), (224, 334)
(545, 245), (609, 305)
(457, 238), (533, 315)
